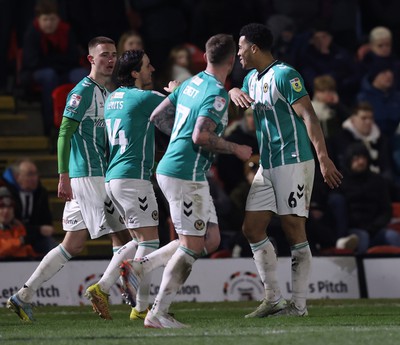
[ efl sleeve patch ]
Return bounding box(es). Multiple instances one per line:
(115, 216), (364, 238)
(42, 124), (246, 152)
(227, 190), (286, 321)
(290, 78), (303, 92)
(213, 96), (226, 111)
(69, 94), (82, 108)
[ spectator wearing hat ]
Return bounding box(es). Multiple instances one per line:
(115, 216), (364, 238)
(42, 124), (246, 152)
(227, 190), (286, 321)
(0, 187), (37, 259)
(357, 60), (400, 166)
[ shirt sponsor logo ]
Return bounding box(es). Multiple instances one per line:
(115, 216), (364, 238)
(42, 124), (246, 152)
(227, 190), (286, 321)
(111, 92), (125, 99)
(213, 96), (226, 111)
(69, 94), (82, 108)
(290, 77), (303, 92)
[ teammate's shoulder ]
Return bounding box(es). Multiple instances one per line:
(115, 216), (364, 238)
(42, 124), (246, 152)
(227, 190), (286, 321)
(272, 61), (299, 77)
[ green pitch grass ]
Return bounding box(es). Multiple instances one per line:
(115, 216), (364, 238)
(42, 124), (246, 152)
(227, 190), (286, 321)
(2, 299), (400, 345)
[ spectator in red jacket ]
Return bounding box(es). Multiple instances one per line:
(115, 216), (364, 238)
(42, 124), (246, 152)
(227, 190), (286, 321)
(20, 0), (88, 136)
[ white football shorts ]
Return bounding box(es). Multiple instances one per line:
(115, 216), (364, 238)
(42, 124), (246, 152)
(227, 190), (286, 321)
(156, 174), (217, 236)
(246, 159), (315, 217)
(105, 178), (159, 229)
(62, 176), (126, 239)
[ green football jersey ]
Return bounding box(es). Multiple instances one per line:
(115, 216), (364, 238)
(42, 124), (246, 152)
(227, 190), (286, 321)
(242, 61), (314, 169)
(63, 77), (109, 178)
(104, 87), (165, 181)
(157, 71), (229, 181)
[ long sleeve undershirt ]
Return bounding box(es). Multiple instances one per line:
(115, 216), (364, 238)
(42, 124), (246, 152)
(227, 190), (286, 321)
(57, 117), (79, 174)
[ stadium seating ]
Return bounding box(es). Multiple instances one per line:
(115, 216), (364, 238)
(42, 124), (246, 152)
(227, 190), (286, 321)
(366, 245), (400, 254)
(52, 83), (75, 128)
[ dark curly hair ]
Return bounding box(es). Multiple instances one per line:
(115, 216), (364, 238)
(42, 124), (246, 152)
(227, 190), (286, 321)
(116, 50), (145, 87)
(239, 23), (273, 51)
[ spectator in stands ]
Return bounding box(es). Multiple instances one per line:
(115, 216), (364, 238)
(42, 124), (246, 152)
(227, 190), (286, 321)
(156, 45), (193, 91)
(20, 0), (88, 135)
(165, 45), (193, 83)
(357, 60), (400, 176)
(300, 23), (360, 106)
(311, 75), (350, 139)
(1, 158), (57, 255)
(110, 30), (145, 91)
(0, 186), (37, 259)
(359, 26), (400, 89)
(216, 107), (259, 195)
(116, 30), (144, 57)
(334, 143), (400, 254)
(328, 102), (393, 183)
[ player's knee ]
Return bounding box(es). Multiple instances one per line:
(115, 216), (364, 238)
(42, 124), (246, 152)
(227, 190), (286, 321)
(242, 223), (254, 241)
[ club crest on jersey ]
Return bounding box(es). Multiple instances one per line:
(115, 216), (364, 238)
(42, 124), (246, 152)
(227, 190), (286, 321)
(213, 96), (226, 111)
(152, 210), (159, 221)
(290, 77), (303, 92)
(263, 83), (269, 93)
(69, 94), (82, 108)
(194, 219), (205, 231)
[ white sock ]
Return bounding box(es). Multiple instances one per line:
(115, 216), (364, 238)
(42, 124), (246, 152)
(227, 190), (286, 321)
(98, 239), (138, 293)
(138, 239), (180, 275)
(19, 244), (72, 302)
(134, 239), (159, 312)
(291, 242), (312, 310)
(151, 246), (196, 314)
(251, 237), (282, 302)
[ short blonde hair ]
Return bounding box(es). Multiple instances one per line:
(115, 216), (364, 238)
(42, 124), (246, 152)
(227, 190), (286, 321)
(369, 26), (392, 43)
